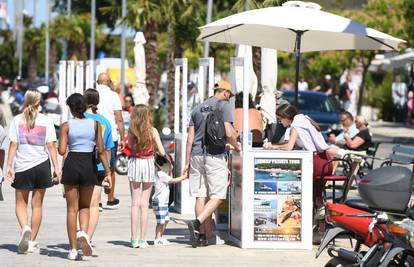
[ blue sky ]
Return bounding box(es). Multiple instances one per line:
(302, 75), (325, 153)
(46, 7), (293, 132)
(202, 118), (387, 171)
(7, 0), (50, 28)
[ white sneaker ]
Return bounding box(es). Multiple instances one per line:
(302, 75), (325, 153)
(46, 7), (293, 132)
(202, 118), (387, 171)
(212, 232), (225, 245)
(17, 226), (32, 253)
(67, 249), (80, 260)
(154, 238), (171, 246)
(138, 240), (149, 248)
(76, 231), (93, 256)
(27, 241), (40, 253)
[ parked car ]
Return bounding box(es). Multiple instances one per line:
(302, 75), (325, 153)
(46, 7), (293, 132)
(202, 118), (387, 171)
(281, 90), (341, 137)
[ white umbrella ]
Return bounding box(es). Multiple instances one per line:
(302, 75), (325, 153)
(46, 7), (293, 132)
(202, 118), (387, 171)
(235, 44), (258, 98)
(259, 48), (278, 124)
(198, 3), (405, 106)
(133, 32), (150, 105)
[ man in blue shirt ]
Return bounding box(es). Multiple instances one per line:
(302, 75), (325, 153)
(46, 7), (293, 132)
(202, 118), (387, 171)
(328, 111), (359, 148)
(83, 89), (115, 241)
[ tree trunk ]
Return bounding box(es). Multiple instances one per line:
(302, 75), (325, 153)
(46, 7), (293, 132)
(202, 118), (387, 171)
(144, 21), (159, 107)
(27, 44), (38, 87)
(79, 41), (88, 61)
(252, 46), (262, 103)
(357, 52), (375, 115)
(48, 38), (58, 76)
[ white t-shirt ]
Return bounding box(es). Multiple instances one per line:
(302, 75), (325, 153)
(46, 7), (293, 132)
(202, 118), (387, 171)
(96, 84), (122, 141)
(152, 171), (172, 205)
(9, 113), (57, 172)
(298, 81), (309, 91)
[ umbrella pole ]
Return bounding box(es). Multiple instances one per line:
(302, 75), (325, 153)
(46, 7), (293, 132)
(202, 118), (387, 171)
(294, 31), (304, 107)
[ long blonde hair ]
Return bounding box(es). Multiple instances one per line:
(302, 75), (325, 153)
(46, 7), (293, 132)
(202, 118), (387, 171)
(129, 104), (153, 150)
(23, 90), (41, 130)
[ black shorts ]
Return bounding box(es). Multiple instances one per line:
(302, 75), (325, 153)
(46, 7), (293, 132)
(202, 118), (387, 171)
(61, 152), (98, 187)
(12, 160), (52, 191)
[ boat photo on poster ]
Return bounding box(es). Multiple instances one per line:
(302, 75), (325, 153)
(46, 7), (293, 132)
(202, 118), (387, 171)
(253, 158), (302, 242)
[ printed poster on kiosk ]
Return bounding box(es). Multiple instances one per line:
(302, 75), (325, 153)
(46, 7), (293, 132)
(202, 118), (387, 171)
(253, 158), (302, 242)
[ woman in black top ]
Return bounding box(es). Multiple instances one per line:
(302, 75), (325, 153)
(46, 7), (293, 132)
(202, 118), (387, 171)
(344, 115), (372, 151)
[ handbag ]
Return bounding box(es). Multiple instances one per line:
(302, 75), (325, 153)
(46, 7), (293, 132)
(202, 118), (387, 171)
(93, 122), (101, 165)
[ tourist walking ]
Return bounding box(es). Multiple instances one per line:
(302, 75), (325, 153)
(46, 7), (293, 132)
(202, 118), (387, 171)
(96, 72), (125, 209)
(392, 75), (407, 122)
(83, 89), (114, 242)
(59, 93), (111, 260)
(185, 81), (240, 248)
(127, 104), (166, 249)
(339, 73), (358, 113)
(6, 90), (60, 254)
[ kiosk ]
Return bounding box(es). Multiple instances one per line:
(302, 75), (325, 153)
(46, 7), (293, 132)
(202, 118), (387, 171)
(171, 56), (313, 249)
(227, 57), (313, 249)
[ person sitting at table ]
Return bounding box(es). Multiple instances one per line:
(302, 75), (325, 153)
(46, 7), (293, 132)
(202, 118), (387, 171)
(234, 92), (264, 147)
(328, 111), (359, 148)
(343, 115), (372, 151)
(263, 103), (335, 209)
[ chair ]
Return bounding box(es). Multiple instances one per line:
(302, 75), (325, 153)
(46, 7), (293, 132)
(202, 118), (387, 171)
(319, 158), (353, 203)
(355, 142), (381, 177)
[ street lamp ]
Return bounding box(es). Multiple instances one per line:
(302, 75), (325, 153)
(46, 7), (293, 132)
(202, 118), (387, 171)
(121, 0), (126, 95)
(90, 0), (96, 82)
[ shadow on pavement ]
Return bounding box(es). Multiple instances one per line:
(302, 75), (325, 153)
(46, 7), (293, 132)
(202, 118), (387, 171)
(40, 244), (70, 259)
(0, 244), (18, 253)
(107, 240), (131, 248)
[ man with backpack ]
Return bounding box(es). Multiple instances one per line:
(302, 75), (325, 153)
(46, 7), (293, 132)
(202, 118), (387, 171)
(184, 80), (240, 248)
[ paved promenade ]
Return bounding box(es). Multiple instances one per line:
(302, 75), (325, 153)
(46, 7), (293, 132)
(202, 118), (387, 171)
(0, 174), (331, 267)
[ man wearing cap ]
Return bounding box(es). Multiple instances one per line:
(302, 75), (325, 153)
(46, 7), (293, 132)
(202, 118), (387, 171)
(184, 80), (240, 248)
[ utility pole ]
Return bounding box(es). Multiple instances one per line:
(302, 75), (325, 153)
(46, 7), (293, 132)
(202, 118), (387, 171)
(203, 0), (213, 58)
(90, 0), (96, 81)
(121, 0), (126, 95)
(33, 0), (36, 26)
(45, 0), (50, 85)
(16, 0), (24, 79)
(67, 0), (71, 15)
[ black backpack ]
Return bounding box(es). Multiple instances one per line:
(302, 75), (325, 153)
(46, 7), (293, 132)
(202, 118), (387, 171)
(203, 102), (227, 155)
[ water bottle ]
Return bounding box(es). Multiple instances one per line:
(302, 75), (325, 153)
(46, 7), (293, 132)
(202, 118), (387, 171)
(248, 131), (252, 147)
(241, 131), (253, 148)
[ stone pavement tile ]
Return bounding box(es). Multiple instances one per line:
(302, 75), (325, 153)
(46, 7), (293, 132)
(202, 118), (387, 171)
(0, 174), (334, 267)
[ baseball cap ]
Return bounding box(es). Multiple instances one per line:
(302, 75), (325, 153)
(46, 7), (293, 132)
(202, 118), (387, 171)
(213, 80), (234, 97)
(187, 81), (195, 89)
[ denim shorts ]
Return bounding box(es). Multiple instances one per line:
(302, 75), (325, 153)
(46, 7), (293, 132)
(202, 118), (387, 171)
(110, 141), (118, 170)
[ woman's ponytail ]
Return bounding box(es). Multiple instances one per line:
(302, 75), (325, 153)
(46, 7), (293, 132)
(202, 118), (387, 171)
(23, 90), (41, 130)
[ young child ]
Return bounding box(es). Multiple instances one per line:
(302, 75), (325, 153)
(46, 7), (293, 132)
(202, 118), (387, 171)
(153, 154), (188, 245)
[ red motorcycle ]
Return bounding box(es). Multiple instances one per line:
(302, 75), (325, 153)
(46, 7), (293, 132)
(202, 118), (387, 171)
(316, 166), (414, 266)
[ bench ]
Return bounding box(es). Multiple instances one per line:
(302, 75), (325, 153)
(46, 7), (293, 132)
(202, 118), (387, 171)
(380, 145), (414, 170)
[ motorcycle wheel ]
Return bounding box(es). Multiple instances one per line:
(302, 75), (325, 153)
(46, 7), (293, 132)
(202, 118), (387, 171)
(115, 154), (128, 175)
(324, 257), (354, 267)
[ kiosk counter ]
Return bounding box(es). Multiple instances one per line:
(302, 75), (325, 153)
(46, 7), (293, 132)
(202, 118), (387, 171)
(229, 148), (313, 249)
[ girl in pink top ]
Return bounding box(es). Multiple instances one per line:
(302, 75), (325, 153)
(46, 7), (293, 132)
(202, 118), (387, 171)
(127, 105), (165, 249)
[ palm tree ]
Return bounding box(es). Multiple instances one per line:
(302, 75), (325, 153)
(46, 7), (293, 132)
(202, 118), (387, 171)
(162, 0), (203, 126)
(105, 1), (164, 106)
(51, 14), (103, 61)
(23, 15), (44, 87)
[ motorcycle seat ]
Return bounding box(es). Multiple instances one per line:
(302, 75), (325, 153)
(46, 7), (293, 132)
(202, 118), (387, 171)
(344, 198), (373, 212)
